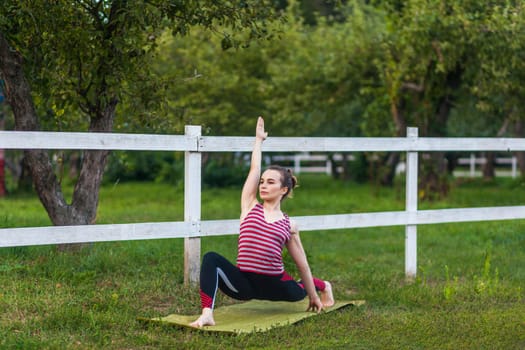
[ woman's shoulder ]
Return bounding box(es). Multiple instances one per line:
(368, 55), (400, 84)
(288, 218), (298, 234)
(240, 201), (262, 221)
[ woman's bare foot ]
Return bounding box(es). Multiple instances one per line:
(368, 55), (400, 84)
(320, 281), (335, 307)
(189, 308), (215, 328)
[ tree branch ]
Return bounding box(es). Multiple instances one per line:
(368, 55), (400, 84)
(401, 82), (425, 92)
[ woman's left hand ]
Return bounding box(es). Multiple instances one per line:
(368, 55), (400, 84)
(307, 295), (324, 313)
(255, 116), (268, 141)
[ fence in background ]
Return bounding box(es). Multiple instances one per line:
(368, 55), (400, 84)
(1, 128), (525, 284)
(456, 154), (518, 178)
(269, 152), (519, 178)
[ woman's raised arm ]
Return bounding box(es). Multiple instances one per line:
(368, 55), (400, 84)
(240, 117), (267, 219)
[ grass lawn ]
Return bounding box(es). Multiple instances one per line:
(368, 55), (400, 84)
(0, 175), (524, 349)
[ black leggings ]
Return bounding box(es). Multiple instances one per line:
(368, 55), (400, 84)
(198, 251), (325, 309)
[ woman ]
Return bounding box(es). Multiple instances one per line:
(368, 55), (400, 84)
(190, 116), (334, 328)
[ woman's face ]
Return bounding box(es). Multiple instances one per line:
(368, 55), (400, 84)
(259, 169), (287, 202)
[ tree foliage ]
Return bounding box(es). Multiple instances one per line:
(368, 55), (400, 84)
(0, 1), (283, 236)
(149, 0), (525, 188)
(0, 0), (282, 130)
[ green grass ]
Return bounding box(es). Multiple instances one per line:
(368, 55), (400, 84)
(1, 175), (524, 349)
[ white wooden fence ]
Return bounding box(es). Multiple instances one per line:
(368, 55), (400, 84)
(1, 127), (525, 284)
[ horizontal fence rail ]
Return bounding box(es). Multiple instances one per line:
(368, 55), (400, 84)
(2, 131), (525, 152)
(1, 128), (524, 283)
(1, 206), (524, 248)
(199, 136), (525, 152)
(0, 222), (192, 247)
(0, 131), (197, 151)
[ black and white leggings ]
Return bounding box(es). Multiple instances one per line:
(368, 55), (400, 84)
(198, 251), (326, 309)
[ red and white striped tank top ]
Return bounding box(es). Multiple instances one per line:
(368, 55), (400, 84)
(237, 203), (291, 275)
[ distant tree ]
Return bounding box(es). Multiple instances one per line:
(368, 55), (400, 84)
(348, 0), (525, 193)
(468, 1), (525, 177)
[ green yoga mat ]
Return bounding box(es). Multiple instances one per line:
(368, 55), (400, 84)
(140, 299), (365, 334)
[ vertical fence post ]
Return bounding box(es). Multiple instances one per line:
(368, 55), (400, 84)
(294, 154), (301, 174)
(184, 125), (202, 286)
(326, 158), (332, 176)
(405, 127), (418, 279)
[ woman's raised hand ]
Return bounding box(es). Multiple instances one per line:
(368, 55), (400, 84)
(256, 116), (268, 141)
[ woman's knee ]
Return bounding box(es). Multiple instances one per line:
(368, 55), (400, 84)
(282, 282), (307, 302)
(200, 252), (221, 275)
(203, 251), (219, 260)
(202, 251), (221, 264)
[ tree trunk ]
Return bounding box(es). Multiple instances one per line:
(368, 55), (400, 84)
(381, 97), (406, 186)
(380, 152), (400, 186)
(390, 97), (407, 138)
(445, 153), (458, 176)
(517, 151), (525, 177)
(18, 156), (34, 192)
(432, 97), (452, 170)
(68, 152), (81, 180)
(0, 150), (5, 197)
(515, 119), (525, 176)
(328, 153), (339, 180)
(341, 153), (351, 180)
(0, 116), (5, 196)
(482, 152), (495, 179)
(483, 117), (512, 180)
(0, 32), (116, 251)
(419, 95), (452, 200)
